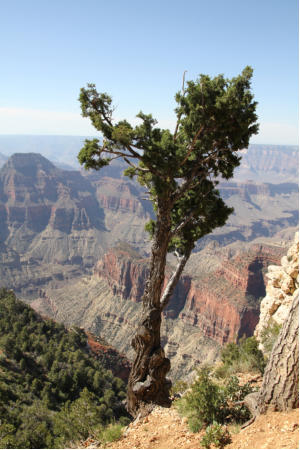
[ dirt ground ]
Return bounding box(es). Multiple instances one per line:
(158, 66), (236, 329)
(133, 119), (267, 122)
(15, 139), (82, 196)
(84, 405), (299, 449)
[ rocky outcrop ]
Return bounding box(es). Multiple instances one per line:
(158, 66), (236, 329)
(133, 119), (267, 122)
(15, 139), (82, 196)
(94, 177), (149, 216)
(94, 249), (149, 302)
(255, 232), (299, 350)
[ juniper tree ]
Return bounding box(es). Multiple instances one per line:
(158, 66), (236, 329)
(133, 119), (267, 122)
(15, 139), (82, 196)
(78, 67), (258, 417)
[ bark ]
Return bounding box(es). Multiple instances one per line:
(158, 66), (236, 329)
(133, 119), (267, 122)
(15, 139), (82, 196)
(127, 202), (173, 417)
(160, 246), (193, 311)
(256, 292), (299, 413)
(243, 293), (299, 422)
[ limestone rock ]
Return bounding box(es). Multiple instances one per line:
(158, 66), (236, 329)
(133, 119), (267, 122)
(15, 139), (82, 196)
(255, 232), (299, 352)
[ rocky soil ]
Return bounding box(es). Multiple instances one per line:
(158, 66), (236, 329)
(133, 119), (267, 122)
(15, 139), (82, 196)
(82, 404), (299, 449)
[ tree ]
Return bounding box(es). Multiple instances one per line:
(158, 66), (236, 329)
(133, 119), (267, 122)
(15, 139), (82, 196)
(77, 67), (258, 417)
(243, 293), (299, 424)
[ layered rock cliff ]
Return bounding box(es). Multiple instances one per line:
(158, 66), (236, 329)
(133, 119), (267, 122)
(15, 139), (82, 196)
(31, 241), (287, 379)
(255, 232), (299, 351)
(93, 243), (284, 345)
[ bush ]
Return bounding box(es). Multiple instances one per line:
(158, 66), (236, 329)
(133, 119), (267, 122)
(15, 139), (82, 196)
(219, 336), (265, 376)
(261, 320), (282, 355)
(223, 376), (253, 423)
(170, 379), (188, 397)
(200, 422), (231, 449)
(176, 368), (255, 432)
(99, 423), (123, 444)
(176, 367), (226, 431)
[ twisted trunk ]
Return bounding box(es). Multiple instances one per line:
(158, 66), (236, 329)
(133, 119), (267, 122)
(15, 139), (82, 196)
(127, 202), (172, 417)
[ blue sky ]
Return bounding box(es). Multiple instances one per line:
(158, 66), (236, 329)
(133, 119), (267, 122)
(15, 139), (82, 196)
(0, 0), (298, 144)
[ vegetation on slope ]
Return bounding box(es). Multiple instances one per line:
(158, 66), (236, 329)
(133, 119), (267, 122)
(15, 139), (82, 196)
(0, 288), (130, 448)
(174, 336), (266, 447)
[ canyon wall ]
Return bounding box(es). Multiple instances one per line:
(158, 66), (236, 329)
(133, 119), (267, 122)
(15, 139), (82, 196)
(31, 241), (286, 380)
(0, 152), (297, 379)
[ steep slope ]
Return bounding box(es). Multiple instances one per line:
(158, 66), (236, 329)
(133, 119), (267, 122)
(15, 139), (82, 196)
(0, 288), (129, 448)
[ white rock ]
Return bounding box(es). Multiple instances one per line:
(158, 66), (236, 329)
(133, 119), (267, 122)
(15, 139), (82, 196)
(281, 255), (290, 268)
(273, 305), (292, 325)
(255, 231), (299, 352)
(267, 265), (281, 273)
(284, 266), (298, 279)
(281, 276), (294, 294)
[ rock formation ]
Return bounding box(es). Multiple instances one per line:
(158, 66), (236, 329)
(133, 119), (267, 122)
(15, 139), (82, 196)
(255, 232), (299, 351)
(31, 241), (288, 380)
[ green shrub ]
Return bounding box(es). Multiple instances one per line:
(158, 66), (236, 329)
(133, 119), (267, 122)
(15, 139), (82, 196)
(176, 367), (226, 431)
(176, 368), (255, 432)
(170, 379), (188, 396)
(200, 422), (231, 449)
(99, 423), (123, 444)
(220, 336), (265, 376)
(0, 423), (17, 449)
(223, 376), (253, 423)
(261, 320), (282, 355)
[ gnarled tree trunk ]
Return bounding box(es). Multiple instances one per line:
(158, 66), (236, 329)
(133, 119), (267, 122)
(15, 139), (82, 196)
(127, 203), (172, 417)
(244, 293), (299, 423)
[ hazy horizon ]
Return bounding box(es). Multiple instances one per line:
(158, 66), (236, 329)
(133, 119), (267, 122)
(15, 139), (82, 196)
(1, 0), (298, 145)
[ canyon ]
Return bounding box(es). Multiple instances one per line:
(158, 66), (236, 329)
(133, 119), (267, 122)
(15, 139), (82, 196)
(30, 240), (288, 379)
(0, 148), (298, 379)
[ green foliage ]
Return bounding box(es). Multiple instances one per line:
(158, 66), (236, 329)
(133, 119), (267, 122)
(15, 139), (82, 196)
(170, 379), (188, 396)
(261, 319), (282, 355)
(99, 423), (124, 444)
(218, 336), (266, 376)
(176, 368), (254, 432)
(176, 367), (225, 431)
(222, 376), (253, 423)
(0, 423), (17, 449)
(200, 422), (231, 449)
(78, 69), (258, 258)
(0, 288), (129, 448)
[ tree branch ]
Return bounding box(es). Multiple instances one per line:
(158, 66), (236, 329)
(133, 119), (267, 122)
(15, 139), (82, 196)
(174, 70), (187, 142)
(170, 211), (197, 237)
(160, 246), (193, 311)
(172, 146), (223, 204)
(123, 157), (149, 172)
(179, 124), (206, 167)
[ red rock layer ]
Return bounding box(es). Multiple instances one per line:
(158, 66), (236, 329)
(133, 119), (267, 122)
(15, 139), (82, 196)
(86, 332), (131, 382)
(93, 245), (286, 346)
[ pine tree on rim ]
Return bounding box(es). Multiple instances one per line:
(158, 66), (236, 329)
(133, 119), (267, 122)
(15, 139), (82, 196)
(77, 67), (259, 417)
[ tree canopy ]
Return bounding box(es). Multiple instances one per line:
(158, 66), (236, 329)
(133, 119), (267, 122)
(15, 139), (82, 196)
(78, 67), (257, 255)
